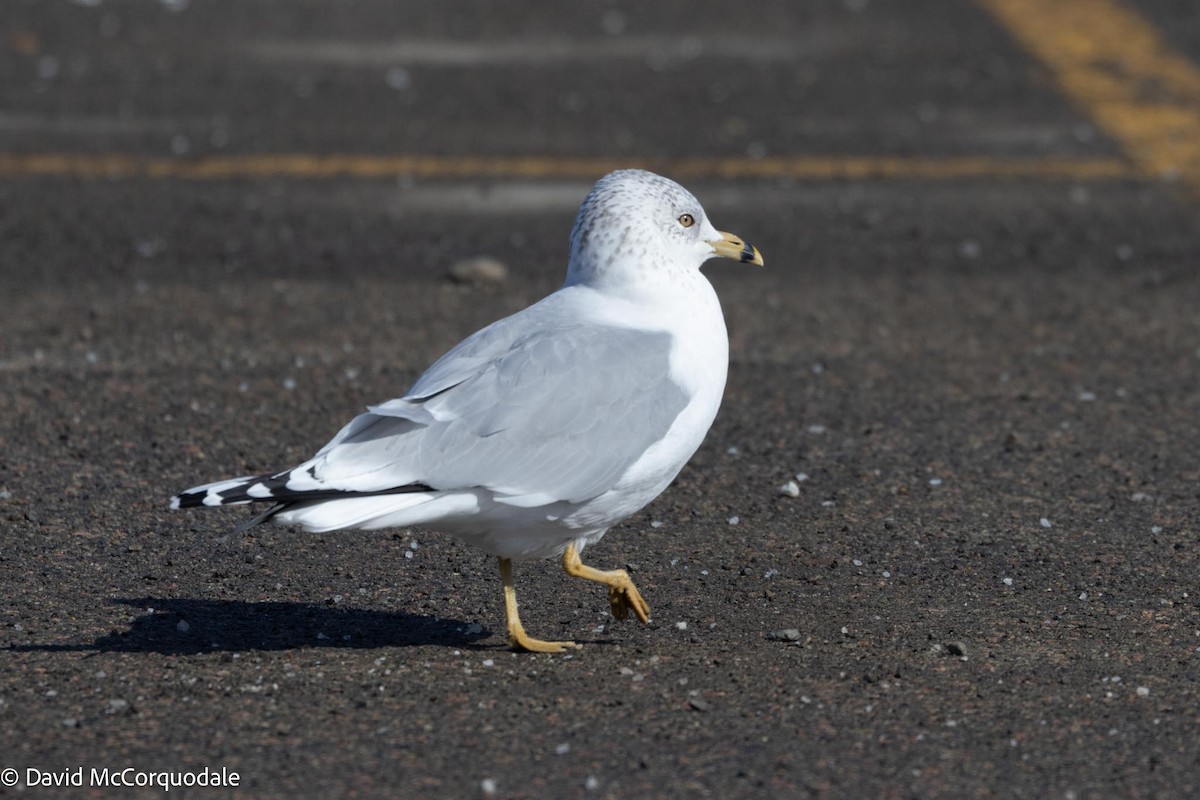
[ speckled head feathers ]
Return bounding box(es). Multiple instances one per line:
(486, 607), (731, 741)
(565, 170), (724, 288)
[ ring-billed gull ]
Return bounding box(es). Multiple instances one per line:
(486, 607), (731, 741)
(171, 169), (763, 652)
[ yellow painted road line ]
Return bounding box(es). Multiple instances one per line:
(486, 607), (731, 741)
(982, 0), (1200, 196)
(0, 152), (1134, 181)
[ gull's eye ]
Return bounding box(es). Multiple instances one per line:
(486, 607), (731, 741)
(678, 213), (695, 228)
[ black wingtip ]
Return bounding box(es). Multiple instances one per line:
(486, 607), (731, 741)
(170, 492), (203, 510)
(170, 476), (438, 513)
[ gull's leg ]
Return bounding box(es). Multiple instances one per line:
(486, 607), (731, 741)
(498, 557), (580, 653)
(562, 544), (651, 624)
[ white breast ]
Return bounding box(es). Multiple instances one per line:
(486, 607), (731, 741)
(563, 273), (729, 532)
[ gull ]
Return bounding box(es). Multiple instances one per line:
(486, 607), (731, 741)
(171, 169), (763, 652)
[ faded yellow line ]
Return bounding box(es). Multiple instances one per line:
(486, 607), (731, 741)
(0, 152), (1134, 181)
(982, 0), (1200, 196)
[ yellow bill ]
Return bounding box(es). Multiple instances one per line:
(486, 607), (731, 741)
(709, 231), (764, 266)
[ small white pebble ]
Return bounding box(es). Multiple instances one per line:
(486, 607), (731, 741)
(404, 550), (413, 559)
(958, 239), (982, 259)
(1078, 390), (1097, 402)
(1151, 526), (1163, 534)
(282, 377), (297, 391)
(385, 66), (411, 90)
(1040, 517), (1052, 528)
(1079, 592), (1089, 601)
(481, 778), (498, 796)
(929, 478), (943, 486)
(675, 621), (688, 630)
(449, 256), (508, 285)
(795, 472), (809, 482)
(555, 743), (571, 755)
(585, 776), (600, 791)
(852, 559), (863, 567)
(726, 446), (740, 455)
(482, 659), (494, 668)
(807, 424), (826, 434)
(1002, 577), (1013, 586)
(1136, 686), (1150, 697)
(36, 55), (61, 80)
(728, 516), (740, 525)
(778, 480), (801, 497)
(650, 520), (664, 529)
(882, 570), (891, 578)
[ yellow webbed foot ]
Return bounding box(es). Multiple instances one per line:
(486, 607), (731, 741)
(499, 556), (582, 653)
(506, 622), (580, 654)
(564, 544), (652, 625)
(607, 579), (650, 624)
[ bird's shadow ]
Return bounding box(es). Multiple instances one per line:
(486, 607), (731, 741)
(8, 597), (491, 655)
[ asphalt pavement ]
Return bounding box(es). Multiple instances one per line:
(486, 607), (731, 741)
(2, 1), (1200, 798)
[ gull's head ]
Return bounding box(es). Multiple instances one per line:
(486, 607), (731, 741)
(566, 169), (763, 288)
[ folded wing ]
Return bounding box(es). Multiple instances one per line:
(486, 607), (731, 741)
(277, 317), (689, 508)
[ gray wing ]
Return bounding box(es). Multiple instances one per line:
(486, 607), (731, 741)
(285, 316), (690, 507)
